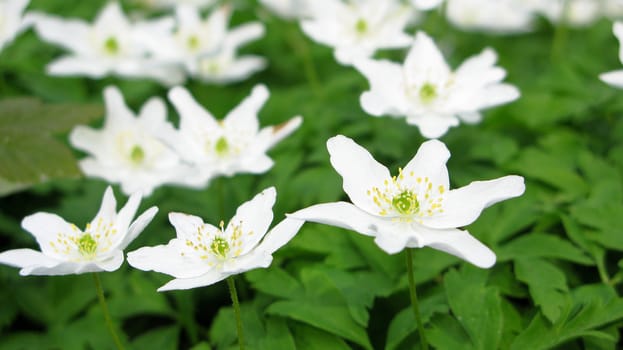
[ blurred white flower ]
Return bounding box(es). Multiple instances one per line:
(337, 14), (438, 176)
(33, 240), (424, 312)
(127, 187), (304, 291)
(70, 86), (192, 196)
(600, 22), (623, 88)
(537, 0), (600, 27)
(446, 0), (535, 34)
(0, 186), (157, 275)
(301, 0), (414, 65)
(136, 0), (215, 10)
(31, 2), (183, 85)
(167, 84), (302, 186)
(0, 0), (30, 52)
(289, 135), (525, 268)
(138, 5), (265, 83)
(411, 0), (443, 11)
(354, 31), (519, 138)
(260, 0), (313, 19)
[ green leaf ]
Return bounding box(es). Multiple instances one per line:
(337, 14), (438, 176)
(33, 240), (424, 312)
(498, 233), (593, 265)
(290, 322), (351, 350)
(0, 97), (102, 195)
(444, 266), (503, 350)
(515, 257), (570, 323)
(132, 326), (179, 350)
(245, 267), (304, 299)
(428, 314), (473, 350)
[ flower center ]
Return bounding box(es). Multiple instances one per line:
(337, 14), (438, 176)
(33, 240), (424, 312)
(355, 19), (367, 34)
(392, 190), (419, 215)
(215, 136), (229, 156)
(130, 145), (145, 164)
(187, 35), (200, 50)
(419, 83), (437, 103)
(104, 36), (119, 55)
(78, 233), (98, 257)
(210, 236), (229, 258)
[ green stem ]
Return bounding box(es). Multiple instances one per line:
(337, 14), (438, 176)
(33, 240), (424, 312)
(227, 276), (245, 350)
(406, 249), (428, 350)
(286, 24), (323, 98)
(92, 273), (125, 350)
(550, 0), (569, 62)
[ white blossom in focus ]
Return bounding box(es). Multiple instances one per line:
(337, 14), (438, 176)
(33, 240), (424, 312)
(289, 135), (525, 268)
(128, 187), (304, 291)
(354, 31), (519, 138)
(167, 84), (302, 187)
(301, 0), (414, 65)
(0, 187), (157, 275)
(70, 86), (192, 196)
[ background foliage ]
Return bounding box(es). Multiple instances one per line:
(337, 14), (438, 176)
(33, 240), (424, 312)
(1, 1), (623, 349)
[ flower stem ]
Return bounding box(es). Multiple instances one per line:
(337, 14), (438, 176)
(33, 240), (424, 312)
(92, 273), (125, 350)
(406, 249), (428, 350)
(227, 276), (245, 350)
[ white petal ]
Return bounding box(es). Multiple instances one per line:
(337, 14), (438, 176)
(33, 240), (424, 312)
(354, 58), (407, 117)
(169, 212), (220, 242)
(228, 187), (276, 255)
(0, 248), (60, 270)
(31, 13), (92, 55)
(327, 135), (390, 214)
(262, 115), (302, 149)
(21, 212), (77, 258)
(412, 0), (443, 10)
(225, 22), (265, 49)
(614, 21), (623, 63)
(427, 175), (526, 229)
(69, 126), (105, 156)
(119, 207), (158, 250)
(168, 86), (219, 131)
(103, 86), (135, 126)
(224, 84), (268, 132)
(46, 56), (110, 77)
(157, 269), (229, 291)
(94, 250), (124, 272)
(115, 191), (141, 233)
(127, 241), (212, 278)
(417, 227), (496, 268)
(600, 70), (623, 88)
(233, 153), (274, 175)
(404, 32), (451, 86)
(406, 114), (459, 139)
(93, 186), (117, 224)
(478, 84), (520, 109)
(374, 231), (410, 254)
(222, 251), (272, 274)
(288, 202), (384, 237)
(94, 2), (129, 29)
(176, 4), (202, 27)
(402, 139), (450, 189)
(256, 217), (304, 254)
(21, 261), (101, 275)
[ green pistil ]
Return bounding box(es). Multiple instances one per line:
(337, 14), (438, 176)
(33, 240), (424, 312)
(187, 35), (200, 50)
(419, 83), (437, 103)
(392, 191), (419, 215)
(210, 237), (229, 258)
(104, 37), (119, 55)
(355, 19), (367, 34)
(130, 145), (145, 164)
(78, 234), (98, 257)
(215, 136), (229, 156)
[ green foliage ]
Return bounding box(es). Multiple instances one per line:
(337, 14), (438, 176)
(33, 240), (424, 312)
(1, 1), (623, 350)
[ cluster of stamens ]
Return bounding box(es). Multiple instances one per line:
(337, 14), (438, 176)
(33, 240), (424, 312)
(183, 220), (253, 265)
(49, 218), (117, 261)
(366, 168), (445, 222)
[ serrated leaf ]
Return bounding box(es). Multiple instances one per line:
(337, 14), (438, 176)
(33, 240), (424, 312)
(515, 257), (570, 323)
(444, 266), (503, 350)
(498, 233), (593, 265)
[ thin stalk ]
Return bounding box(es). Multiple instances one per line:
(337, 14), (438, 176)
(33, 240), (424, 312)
(227, 276), (245, 350)
(550, 0), (569, 62)
(286, 24), (323, 98)
(406, 249), (428, 350)
(92, 273), (125, 350)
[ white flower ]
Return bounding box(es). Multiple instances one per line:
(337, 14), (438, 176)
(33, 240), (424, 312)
(70, 86), (192, 196)
(127, 187), (304, 291)
(289, 136), (525, 268)
(445, 0), (536, 34)
(301, 0), (414, 65)
(0, 186), (157, 275)
(136, 0), (215, 10)
(354, 31), (519, 138)
(0, 0), (30, 52)
(260, 0), (313, 19)
(31, 2), (183, 85)
(412, 0), (443, 11)
(600, 22), (623, 89)
(167, 84), (302, 186)
(138, 5), (265, 83)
